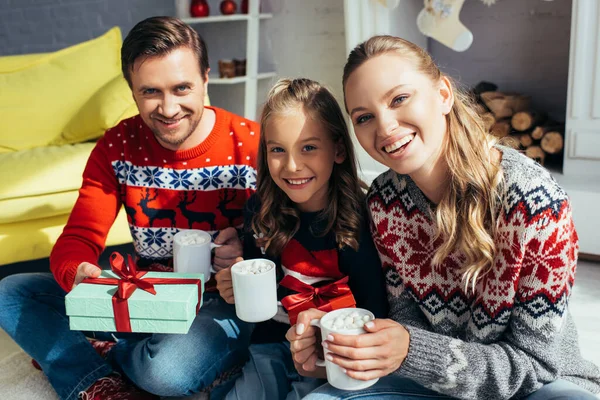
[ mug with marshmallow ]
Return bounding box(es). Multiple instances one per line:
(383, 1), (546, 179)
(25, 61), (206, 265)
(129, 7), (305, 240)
(311, 308), (378, 390)
(173, 230), (221, 279)
(230, 258), (278, 323)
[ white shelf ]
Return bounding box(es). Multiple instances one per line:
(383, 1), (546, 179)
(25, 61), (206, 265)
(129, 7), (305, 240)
(181, 13), (272, 24)
(175, 0), (273, 119)
(208, 71), (276, 85)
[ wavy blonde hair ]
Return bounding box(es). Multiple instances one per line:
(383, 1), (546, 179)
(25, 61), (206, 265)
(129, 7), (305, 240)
(253, 78), (368, 257)
(342, 36), (505, 289)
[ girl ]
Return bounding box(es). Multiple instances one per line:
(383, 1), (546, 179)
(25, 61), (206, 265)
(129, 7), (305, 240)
(288, 36), (600, 400)
(216, 78), (388, 399)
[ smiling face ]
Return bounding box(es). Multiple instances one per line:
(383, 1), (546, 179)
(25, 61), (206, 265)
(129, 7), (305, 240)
(344, 52), (453, 179)
(265, 108), (344, 212)
(131, 46), (209, 151)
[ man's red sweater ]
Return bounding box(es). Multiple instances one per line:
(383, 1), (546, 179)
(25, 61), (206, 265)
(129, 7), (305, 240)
(50, 106), (260, 292)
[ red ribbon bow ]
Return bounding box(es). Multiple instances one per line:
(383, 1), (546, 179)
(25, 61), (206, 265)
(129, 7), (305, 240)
(280, 275), (356, 325)
(82, 252), (203, 332)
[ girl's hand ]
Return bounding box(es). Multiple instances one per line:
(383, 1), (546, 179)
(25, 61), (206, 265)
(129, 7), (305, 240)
(215, 257), (242, 304)
(285, 308), (327, 376)
(324, 319), (410, 381)
(213, 227), (243, 271)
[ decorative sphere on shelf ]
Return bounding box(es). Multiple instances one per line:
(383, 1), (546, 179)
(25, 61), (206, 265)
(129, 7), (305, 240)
(190, 0), (210, 17)
(220, 0), (237, 15)
(241, 0), (262, 15)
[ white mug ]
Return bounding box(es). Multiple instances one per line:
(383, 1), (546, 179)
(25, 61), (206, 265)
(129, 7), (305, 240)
(230, 258), (278, 323)
(311, 308), (379, 391)
(173, 230), (221, 279)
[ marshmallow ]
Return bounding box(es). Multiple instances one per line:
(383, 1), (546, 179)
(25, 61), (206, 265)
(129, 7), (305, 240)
(322, 310), (374, 331)
(179, 233), (209, 245)
(236, 260), (273, 275)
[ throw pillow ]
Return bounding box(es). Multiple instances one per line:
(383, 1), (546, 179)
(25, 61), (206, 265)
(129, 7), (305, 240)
(0, 27), (122, 151)
(57, 74), (138, 145)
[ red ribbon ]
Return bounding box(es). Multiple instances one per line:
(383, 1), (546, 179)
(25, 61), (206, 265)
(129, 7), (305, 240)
(82, 252), (203, 332)
(280, 275), (356, 325)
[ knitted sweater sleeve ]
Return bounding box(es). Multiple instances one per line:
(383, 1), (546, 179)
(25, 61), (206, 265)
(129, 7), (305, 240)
(50, 135), (121, 292)
(392, 200), (584, 399)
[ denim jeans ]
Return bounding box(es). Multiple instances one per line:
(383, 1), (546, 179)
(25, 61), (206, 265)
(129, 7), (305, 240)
(225, 341), (326, 400)
(302, 375), (598, 400)
(0, 273), (253, 400)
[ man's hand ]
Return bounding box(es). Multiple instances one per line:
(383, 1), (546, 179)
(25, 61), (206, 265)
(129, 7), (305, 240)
(213, 227), (242, 271)
(215, 257), (241, 304)
(72, 262), (102, 289)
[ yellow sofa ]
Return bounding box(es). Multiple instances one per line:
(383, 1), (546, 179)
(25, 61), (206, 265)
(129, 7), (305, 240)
(0, 27), (137, 265)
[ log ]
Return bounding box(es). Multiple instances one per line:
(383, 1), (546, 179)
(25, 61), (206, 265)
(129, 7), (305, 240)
(511, 111), (547, 132)
(481, 112), (496, 131)
(473, 81), (498, 95)
(519, 133), (533, 148)
(531, 124), (564, 140)
(490, 119), (511, 138)
(540, 131), (564, 154)
(525, 146), (546, 165)
(511, 94), (532, 114)
(480, 92), (532, 119)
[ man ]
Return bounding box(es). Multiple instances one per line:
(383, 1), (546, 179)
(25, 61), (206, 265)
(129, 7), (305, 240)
(0, 16), (259, 400)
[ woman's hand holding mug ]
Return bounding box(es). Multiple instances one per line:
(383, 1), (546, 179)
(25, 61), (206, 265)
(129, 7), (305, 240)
(288, 308), (411, 385)
(322, 317), (410, 382)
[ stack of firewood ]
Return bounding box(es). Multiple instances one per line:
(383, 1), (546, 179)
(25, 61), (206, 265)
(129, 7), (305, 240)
(473, 83), (564, 166)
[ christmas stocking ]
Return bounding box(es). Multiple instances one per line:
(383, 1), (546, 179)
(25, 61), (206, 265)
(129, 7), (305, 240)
(417, 0), (473, 52)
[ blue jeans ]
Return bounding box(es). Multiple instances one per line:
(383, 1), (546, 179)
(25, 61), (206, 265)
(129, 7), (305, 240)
(0, 273), (253, 400)
(302, 375), (598, 400)
(226, 341), (326, 400)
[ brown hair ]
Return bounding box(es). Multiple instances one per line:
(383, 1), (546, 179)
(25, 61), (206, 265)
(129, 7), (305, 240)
(253, 78), (368, 257)
(121, 16), (209, 86)
(343, 36), (505, 290)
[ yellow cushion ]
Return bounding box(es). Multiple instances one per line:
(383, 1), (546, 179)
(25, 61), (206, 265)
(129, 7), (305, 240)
(0, 27), (122, 151)
(0, 142), (96, 204)
(0, 53), (48, 72)
(0, 208), (131, 265)
(57, 75), (139, 145)
(0, 191), (79, 225)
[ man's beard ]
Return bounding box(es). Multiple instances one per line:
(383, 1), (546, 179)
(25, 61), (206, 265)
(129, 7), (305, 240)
(151, 116), (201, 147)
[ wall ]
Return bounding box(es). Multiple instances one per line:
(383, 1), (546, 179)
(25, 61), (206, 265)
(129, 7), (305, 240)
(0, 0), (174, 55)
(170, 0), (347, 118)
(0, 0), (347, 120)
(260, 0), (347, 103)
(429, 0), (572, 121)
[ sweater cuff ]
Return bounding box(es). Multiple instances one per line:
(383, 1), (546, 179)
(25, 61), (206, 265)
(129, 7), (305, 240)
(396, 325), (452, 383)
(58, 261), (82, 293)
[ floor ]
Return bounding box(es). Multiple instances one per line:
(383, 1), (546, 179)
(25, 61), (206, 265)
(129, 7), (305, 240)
(0, 260), (599, 398)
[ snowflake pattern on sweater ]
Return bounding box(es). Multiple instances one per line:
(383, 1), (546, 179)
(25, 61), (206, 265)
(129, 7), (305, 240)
(113, 162), (255, 260)
(50, 107), (259, 291)
(366, 147), (600, 399)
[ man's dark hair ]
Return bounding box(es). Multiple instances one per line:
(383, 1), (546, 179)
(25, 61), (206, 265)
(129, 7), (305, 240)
(121, 16), (209, 86)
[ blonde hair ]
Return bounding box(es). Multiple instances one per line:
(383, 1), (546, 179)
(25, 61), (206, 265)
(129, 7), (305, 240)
(342, 36), (504, 289)
(253, 78), (368, 257)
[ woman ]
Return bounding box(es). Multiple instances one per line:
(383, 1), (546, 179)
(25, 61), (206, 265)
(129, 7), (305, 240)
(286, 35), (600, 400)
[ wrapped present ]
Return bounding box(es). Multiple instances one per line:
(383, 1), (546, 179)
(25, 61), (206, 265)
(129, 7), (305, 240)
(280, 275), (356, 325)
(65, 252), (203, 334)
